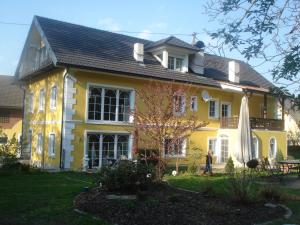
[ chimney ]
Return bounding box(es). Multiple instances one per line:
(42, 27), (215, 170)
(228, 60), (240, 83)
(133, 43), (144, 62)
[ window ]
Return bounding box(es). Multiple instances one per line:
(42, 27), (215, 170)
(209, 99), (219, 118)
(0, 112), (9, 123)
(164, 138), (186, 157)
(269, 138), (277, 159)
(252, 136), (259, 159)
(50, 86), (57, 110)
(48, 133), (55, 156)
(88, 86), (132, 122)
(173, 95), (185, 114)
(0, 136), (8, 144)
(28, 129), (32, 155)
(190, 96), (198, 112)
(208, 138), (217, 155)
(221, 103), (231, 118)
(220, 136), (229, 163)
(37, 133), (43, 154)
(28, 93), (34, 113)
(168, 56), (184, 71)
(39, 89), (45, 111)
(87, 133), (131, 168)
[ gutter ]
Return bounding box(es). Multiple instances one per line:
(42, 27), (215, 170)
(59, 68), (69, 170)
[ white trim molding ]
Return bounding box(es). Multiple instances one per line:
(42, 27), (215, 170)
(62, 74), (77, 169)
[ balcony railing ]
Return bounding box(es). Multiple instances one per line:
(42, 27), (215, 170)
(220, 116), (284, 131)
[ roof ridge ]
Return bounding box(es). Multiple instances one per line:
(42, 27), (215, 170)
(34, 15), (154, 44)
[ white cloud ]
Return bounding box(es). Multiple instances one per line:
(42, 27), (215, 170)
(97, 18), (121, 32)
(138, 29), (152, 39)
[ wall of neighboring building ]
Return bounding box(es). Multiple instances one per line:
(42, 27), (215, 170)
(0, 109), (23, 141)
(23, 68), (65, 169)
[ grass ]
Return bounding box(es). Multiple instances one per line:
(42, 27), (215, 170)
(0, 171), (108, 225)
(1, 169), (299, 225)
(166, 173), (300, 225)
(288, 147), (300, 159)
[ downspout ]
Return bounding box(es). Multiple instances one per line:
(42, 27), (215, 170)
(59, 68), (69, 169)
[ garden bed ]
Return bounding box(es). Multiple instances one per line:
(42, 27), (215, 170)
(74, 183), (285, 225)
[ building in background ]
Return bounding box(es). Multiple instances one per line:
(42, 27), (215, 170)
(0, 75), (24, 144)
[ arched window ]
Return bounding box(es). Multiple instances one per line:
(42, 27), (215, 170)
(117, 135), (129, 158)
(269, 138), (277, 159)
(104, 89), (116, 121)
(252, 136), (259, 159)
(87, 134), (100, 168)
(102, 135), (115, 160)
(220, 135), (229, 163)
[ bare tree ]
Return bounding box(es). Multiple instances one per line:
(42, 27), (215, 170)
(132, 80), (208, 181)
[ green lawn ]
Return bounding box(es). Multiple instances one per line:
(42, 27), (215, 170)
(0, 171), (107, 225)
(166, 174), (300, 225)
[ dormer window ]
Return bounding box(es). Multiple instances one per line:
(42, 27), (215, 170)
(168, 56), (183, 72)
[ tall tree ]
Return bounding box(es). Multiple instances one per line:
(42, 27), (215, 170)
(205, 0), (300, 96)
(133, 80), (207, 180)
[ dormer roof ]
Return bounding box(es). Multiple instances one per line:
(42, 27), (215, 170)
(145, 36), (201, 52)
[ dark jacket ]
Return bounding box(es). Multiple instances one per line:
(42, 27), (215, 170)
(206, 154), (213, 165)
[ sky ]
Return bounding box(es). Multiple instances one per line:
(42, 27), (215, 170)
(0, 0), (273, 83)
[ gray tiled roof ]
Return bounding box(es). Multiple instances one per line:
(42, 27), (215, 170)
(204, 54), (273, 89)
(0, 75), (23, 109)
(145, 36), (201, 51)
(32, 16), (272, 90)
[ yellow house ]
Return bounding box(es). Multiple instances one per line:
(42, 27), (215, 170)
(15, 16), (287, 170)
(0, 75), (23, 144)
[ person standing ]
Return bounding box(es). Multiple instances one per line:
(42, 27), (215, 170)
(202, 150), (213, 175)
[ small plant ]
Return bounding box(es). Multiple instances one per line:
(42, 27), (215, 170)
(227, 170), (256, 204)
(225, 156), (235, 175)
(98, 160), (154, 193)
(187, 147), (203, 175)
(259, 185), (283, 202)
(276, 149), (284, 162)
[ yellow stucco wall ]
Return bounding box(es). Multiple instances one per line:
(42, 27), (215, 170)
(24, 68), (287, 170)
(23, 68), (64, 168)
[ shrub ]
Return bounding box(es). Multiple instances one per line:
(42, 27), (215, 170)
(0, 133), (20, 167)
(98, 160), (155, 193)
(246, 159), (259, 169)
(225, 156), (235, 175)
(259, 185), (283, 202)
(276, 149), (284, 162)
(187, 148), (203, 175)
(227, 170), (256, 204)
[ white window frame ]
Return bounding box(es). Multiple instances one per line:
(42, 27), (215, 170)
(48, 133), (55, 157)
(164, 137), (187, 158)
(269, 137), (277, 159)
(208, 98), (219, 119)
(190, 96), (198, 112)
(28, 129), (33, 160)
(50, 85), (57, 110)
(168, 55), (184, 72)
(173, 94), (186, 116)
(39, 89), (45, 112)
(28, 92), (34, 113)
(221, 101), (232, 118)
(252, 136), (259, 159)
(86, 83), (135, 124)
(220, 135), (229, 163)
(207, 137), (217, 155)
(84, 130), (133, 168)
(37, 133), (43, 154)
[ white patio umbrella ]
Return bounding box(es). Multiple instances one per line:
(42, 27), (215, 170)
(236, 95), (252, 165)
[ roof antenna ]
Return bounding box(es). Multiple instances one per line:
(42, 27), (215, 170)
(192, 32), (198, 45)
